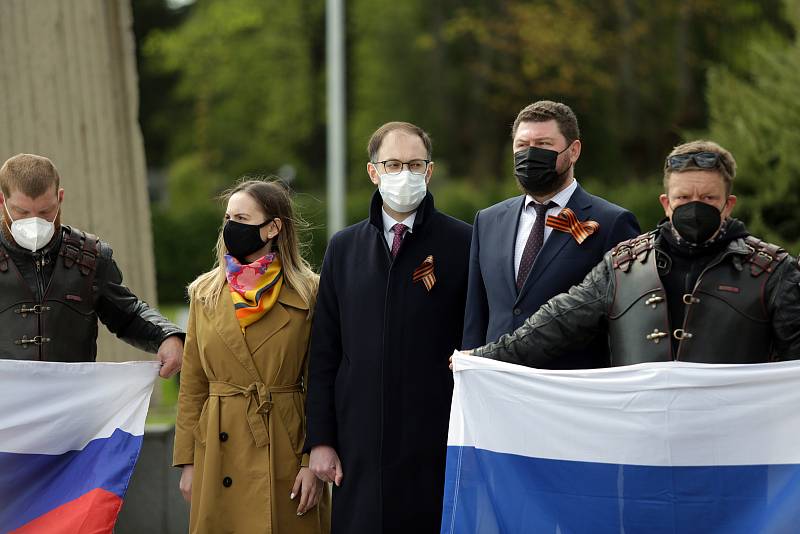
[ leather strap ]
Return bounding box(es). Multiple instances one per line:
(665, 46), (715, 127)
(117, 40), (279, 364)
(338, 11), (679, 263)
(744, 236), (787, 277)
(612, 233), (656, 273)
(60, 226), (99, 276)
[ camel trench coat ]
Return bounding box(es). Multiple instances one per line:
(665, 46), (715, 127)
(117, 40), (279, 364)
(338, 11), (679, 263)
(174, 283), (330, 534)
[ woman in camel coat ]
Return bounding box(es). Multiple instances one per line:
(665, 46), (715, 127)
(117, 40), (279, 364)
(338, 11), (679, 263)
(174, 179), (330, 533)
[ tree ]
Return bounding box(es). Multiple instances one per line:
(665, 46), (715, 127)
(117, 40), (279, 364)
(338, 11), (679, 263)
(704, 1), (800, 250)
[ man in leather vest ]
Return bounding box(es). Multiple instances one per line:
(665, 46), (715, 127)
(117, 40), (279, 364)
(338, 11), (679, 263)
(468, 140), (800, 367)
(0, 154), (184, 377)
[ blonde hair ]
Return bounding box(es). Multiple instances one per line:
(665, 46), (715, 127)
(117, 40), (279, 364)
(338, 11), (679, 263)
(187, 178), (319, 316)
(664, 140), (737, 195)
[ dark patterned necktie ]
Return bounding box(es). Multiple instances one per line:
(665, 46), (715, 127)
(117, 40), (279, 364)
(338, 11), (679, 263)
(516, 201), (557, 290)
(391, 223), (408, 257)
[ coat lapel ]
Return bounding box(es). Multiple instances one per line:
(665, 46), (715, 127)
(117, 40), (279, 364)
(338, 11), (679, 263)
(516, 184), (593, 304)
(211, 288), (262, 381)
(502, 196), (527, 297)
(246, 286), (308, 354)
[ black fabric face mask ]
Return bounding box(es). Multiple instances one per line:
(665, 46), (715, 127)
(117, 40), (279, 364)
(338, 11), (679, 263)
(223, 219), (271, 259)
(514, 145), (571, 196)
(671, 201), (723, 244)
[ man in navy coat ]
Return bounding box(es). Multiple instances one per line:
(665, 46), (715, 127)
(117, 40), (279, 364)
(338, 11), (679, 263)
(305, 122), (471, 533)
(462, 100), (640, 369)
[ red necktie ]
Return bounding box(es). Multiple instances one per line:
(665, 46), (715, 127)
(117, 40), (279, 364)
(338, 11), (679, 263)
(391, 223), (408, 257)
(516, 201), (557, 290)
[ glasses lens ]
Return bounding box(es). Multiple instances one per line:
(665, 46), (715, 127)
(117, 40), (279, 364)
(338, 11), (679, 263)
(692, 152), (719, 168)
(408, 160), (428, 175)
(667, 152), (721, 171)
(383, 160), (403, 174)
(667, 155), (691, 170)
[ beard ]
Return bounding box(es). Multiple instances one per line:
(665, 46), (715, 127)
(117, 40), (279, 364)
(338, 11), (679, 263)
(518, 158), (573, 198)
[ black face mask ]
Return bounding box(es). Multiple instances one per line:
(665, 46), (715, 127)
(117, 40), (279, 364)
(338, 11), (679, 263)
(514, 145), (572, 196)
(223, 219), (272, 260)
(671, 201), (723, 244)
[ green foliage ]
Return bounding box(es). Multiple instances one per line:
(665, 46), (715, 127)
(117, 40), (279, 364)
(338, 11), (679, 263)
(582, 177), (666, 232)
(134, 0), (798, 303)
(704, 2), (800, 251)
(144, 0), (325, 185)
(152, 201), (222, 303)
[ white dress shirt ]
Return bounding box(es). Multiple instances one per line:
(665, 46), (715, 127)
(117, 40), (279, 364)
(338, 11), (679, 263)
(381, 208), (416, 249)
(513, 179), (579, 278)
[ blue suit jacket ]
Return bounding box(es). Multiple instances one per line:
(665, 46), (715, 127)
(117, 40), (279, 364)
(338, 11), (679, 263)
(462, 184), (640, 368)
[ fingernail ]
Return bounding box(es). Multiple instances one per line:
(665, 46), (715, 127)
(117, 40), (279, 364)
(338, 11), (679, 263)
(290, 492), (296, 499)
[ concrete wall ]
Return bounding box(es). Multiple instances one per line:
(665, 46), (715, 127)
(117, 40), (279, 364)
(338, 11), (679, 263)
(0, 0), (158, 363)
(117, 425), (189, 533)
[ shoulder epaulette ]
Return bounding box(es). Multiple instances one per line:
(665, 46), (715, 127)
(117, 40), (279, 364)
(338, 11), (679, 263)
(611, 231), (657, 272)
(743, 235), (788, 277)
(60, 226), (101, 276)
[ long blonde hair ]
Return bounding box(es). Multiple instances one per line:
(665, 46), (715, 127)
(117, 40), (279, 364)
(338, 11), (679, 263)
(187, 178), (319, 316)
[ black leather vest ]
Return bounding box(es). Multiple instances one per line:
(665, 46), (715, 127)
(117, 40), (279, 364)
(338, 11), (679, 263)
(0, 227), (100, 362)
(608, 233), (786, 365)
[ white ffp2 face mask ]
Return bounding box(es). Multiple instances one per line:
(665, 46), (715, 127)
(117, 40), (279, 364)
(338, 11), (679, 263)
(4, 203), (58, 252)
(377, 169), (427, 213)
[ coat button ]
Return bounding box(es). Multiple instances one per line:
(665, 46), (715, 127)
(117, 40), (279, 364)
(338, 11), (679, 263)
(219, 432), (228, 442)
(222, 476), (232, 488)
(513, 308), (521, 316)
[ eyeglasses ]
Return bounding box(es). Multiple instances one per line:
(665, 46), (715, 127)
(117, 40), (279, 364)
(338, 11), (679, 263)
(373, 159), (430, 175)
(666, 151), (731, 175)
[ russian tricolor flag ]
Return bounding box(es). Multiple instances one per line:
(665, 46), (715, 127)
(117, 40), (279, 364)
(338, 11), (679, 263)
(442, 354), (800, 534)
(0, 360), (159, 534)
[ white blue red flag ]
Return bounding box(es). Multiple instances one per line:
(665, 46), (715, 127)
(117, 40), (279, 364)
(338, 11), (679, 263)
(0, 360), (159, 533)
(442, 354), (800, 534)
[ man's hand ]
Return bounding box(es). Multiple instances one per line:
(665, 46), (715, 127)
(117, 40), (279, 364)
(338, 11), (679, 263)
(450, 351), (473, 370)
(158, 335), (183, 378)
(179, 464), (193, 503)
(309, 445), (344, 486)
(291, 467), (324, 516)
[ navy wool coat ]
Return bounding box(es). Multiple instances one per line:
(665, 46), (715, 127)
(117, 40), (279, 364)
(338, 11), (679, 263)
(305, 191), (471, 534)
(462, 184), (640, 369)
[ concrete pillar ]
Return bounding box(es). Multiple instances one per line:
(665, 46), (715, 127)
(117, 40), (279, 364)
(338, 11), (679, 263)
(0, 0), (158, 363)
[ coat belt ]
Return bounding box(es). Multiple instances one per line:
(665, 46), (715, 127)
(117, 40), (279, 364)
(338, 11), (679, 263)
(208, 381), (303, 447)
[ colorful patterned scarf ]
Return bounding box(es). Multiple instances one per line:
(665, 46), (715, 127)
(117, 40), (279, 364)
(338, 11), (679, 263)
(224, 253), (283, 331)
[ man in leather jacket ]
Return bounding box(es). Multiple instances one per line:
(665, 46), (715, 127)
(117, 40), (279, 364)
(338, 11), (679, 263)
(0, 154), (184, 377)
(470, 140), (800, 367)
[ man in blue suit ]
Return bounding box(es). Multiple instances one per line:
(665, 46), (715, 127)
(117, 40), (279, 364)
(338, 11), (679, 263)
(462, 100), (640, 369)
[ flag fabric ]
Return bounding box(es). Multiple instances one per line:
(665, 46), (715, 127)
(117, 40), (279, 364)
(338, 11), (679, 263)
(442, 354), (800, 534)
(0, 360), (159, 534)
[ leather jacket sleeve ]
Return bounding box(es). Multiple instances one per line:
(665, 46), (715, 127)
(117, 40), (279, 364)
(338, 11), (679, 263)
(473, 255), (614, 367)
(767, 255), (800, 360)
(94, 242), (184, 353)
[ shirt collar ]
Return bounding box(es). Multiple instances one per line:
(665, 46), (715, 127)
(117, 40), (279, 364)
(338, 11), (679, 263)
(382, 208), (416, 233)
(524, 178), (579, 210)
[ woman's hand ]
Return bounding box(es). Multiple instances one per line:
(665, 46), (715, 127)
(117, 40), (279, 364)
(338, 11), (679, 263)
(309, 445), (343, 486)
(291, 467), (324, 516)
(179, 464), (194, 503)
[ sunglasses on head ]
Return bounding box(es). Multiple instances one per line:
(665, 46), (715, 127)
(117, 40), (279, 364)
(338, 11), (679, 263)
(666, 151), (730, 174)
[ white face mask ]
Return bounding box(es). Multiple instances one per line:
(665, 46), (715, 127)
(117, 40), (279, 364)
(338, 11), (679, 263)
(4, 203), (59, 252)
(377, 169), (427, 213)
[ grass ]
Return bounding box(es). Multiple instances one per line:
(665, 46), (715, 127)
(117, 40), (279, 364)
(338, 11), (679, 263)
(145, 303), (187, 426)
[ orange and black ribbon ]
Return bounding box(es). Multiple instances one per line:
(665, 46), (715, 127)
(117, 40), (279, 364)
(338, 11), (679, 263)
(412, 255), (436, 291)
(546, 208), (600, 244)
